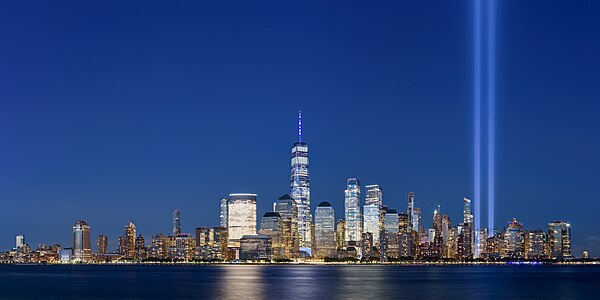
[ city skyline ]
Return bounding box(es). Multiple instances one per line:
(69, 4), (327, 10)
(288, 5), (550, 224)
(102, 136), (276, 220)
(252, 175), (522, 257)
(1, 1), (599, 257)
(2, 112), (590, 260)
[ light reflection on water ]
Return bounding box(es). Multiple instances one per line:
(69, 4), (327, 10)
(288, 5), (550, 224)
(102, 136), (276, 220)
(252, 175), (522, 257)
(0, 265), (599, 299)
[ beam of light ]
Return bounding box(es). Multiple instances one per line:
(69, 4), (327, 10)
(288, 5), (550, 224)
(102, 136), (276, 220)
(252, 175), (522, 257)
(487, 0), (496, 237)
(473, 0), (482, 256)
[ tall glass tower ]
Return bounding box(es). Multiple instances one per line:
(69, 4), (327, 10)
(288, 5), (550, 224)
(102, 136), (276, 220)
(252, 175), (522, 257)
(344, 178), (362, 248)
(290, 111), (311, 250)
(72, 220), (92, 262)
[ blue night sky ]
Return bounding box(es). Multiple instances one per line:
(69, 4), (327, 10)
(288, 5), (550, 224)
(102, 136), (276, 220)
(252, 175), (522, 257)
(1, 1), (599, 255)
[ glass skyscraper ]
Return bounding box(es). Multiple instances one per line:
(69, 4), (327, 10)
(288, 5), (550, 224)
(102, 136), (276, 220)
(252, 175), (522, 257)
(344, 178), (362, 248)
(548, 220), (572, 259)
(219, 198), (228, 228)
(290, 111), (311, 250)
(364, 185), (383, 246)
(172, 209), (182, 236)
(72, 220), (92, 262)
(314, 201), (336, 258)
(227, 193), (257, 249)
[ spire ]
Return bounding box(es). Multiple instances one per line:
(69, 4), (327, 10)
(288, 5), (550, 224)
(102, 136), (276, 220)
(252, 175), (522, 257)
(298, 110), (302, 142)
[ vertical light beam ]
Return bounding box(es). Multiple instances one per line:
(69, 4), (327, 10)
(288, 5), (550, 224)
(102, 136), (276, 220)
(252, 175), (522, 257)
(487, 0), (496, 236)
(473, 0), (482, 255)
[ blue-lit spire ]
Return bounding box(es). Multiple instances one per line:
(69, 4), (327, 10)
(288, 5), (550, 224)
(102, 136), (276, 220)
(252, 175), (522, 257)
(298, 110), (302, 142)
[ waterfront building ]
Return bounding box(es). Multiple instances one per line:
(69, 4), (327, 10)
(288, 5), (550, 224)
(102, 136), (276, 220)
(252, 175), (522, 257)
(149, 233), (167, 260)
(259, 212), (284, 259)
(290, 112), (311, 250)
(227, 193), (257, 250)
(274, 194), (299, 258)
(214, 226), (228, 260)
(457, 223), (473, 260)
(364, 185), (383, 246)
(525, 229), (547, 260)
(361, 232), (374, 259)
(336, 219), (346, 253)
(118, 222), (136, 259)
(97, 235), (108, 256)
(172, 210), (182, 236)
(548, 221), (572, 259)
(72, 220), (92, 263)
(220, 198), (229, 228)
(134, 234), (147, 261)
(383, 209), (400, 259)
(195, 227), (213, 247)
(407, 192), (415, 231)
(344, 178), (362, 251)
(504, 218), (525, 259)
(168, 234), (195, 262)
(16, 235), (24, 249)
(59, 248), (73, 263)
(463, 198), (474, 224)
(399, 213), (409, 233)
(239, 235), (272, 261)
(314, 202), (336, 258)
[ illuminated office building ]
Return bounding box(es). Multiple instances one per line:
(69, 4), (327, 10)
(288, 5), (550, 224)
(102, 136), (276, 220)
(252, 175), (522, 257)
(504, 218), (524, 259)
(290, 111), (311, 250)
(383, 209), (400, 259)
(274, 194), (299, 258)
(119, 222), (136, 259)
(72, 220), (92, 262)
(173, 210), (182, 236)
(314, 202), (336, 258)
(220, 198), (229, 228)
(336, 219), (346, 252)
(525, 229), (546, 260)
(399, 213), (409, 233)
(548, 221), (572, 259)
(97, 235), (108, 256)
(407, 192), (415, 231)
(259, 212), (284, 259)
(149, 234), (167, 259)
(240, 235), (272, 261)
(227, 193), (257, 249)
(195, 227), (213, 247)
(344, 178), (362, 250)
(363, 184), (382, 247)
(135, 234), (147, 260)
(16, 235), (24, 249)
(457, 223), (473, 260)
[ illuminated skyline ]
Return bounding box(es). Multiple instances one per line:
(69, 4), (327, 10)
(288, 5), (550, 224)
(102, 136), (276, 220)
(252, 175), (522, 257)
(1, 1), (599, 256)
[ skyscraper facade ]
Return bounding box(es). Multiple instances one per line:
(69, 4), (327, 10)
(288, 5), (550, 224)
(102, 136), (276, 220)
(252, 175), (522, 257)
(407, 192), (415, 231)
(97, 235), (108, 256)
(172, 210), (182, 236)
(258, 212), (284, 259)
(15, 235), (24, 249)
(344, 178), (362, 249)
(314, 201), (336, 258)
(227, 193), (257, 249)
(72, 220), (92, 262)
(219, 198), (228, 228)
(548, 221), (572, 259)
(119, 222), (136, 259)
(290, 111), (311, 249)
(274, 194), (299, 258)
(363, 185), (383, 246)
(504, 218), (524, 259)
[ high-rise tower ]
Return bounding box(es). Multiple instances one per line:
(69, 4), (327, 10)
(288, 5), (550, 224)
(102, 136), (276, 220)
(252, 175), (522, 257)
(290, 111), (311, 250)
(172, 209), (182, 236)
(72, 220), (92, 262)
(344, 178), (362, 248)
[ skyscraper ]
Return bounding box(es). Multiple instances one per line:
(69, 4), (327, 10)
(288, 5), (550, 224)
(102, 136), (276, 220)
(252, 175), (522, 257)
(97, 235), (108, 256)
(548, 220), (572, 259)
(219, 198), (229, 228)
(72, 220), (92, 262)
(274, 194), (299, 258)
(364, 185), (383, 246)
(172, 210), (182, 236)
(504, 218), (524, 259)
(463, 197), (474, 224)
(384, 209), (400, 259)
(290, 111), (311, 250)
(344, 178), (362, 249)
(15, 235), (24, 249)
(407, 192), (415, 231)
(227, 193), (257, 249)
(119, 222), (136, 258)
(314, 201), (336, 258)
(259, 212), (284, 259)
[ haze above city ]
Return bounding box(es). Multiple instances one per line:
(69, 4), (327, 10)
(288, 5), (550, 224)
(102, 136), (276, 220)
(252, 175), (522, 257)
(1, 1), (599, 255)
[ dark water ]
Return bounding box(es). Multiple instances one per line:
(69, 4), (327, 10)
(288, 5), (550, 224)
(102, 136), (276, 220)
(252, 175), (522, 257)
(0, 264), (598, 299)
